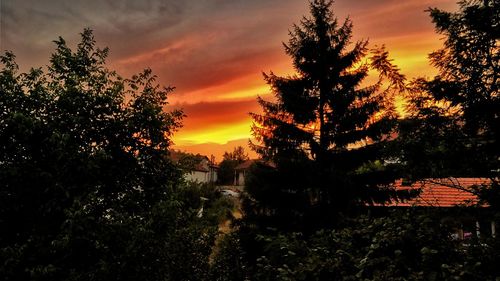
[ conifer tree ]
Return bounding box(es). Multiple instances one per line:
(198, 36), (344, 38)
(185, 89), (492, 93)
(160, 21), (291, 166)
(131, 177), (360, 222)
(246, 0), (406, 228)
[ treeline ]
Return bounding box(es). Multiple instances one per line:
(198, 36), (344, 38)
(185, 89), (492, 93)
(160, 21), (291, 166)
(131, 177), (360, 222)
(1, 0), (498, 280)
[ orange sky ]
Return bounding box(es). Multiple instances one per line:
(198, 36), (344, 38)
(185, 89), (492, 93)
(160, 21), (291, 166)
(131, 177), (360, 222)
(1, 0), (458, 162)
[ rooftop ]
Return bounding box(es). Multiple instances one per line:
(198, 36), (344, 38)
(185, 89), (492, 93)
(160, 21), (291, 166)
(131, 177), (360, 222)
(388, 178), (490, 207)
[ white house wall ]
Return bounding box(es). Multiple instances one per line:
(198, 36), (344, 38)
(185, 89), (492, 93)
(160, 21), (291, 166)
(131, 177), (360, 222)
(185, 171), (209, 183)
(236, 171), (245, 186)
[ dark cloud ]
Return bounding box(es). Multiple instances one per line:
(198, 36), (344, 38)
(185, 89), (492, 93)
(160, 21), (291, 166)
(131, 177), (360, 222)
(1, 0), (191, 65)
(1, 0), (305, 89)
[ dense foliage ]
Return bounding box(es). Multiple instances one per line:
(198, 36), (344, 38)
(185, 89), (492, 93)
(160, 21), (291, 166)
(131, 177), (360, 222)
(0, 30), (217, 281)
(427, 0), (498, 140)
(213, 211), (499, 280)
(398, 0), (499, 180)
(1, 1), (499, 280)
(227, 0), (500, 280)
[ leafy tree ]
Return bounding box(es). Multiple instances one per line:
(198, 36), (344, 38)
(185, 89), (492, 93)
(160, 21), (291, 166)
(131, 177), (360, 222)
(427, 0), (499, 181)
(217, 146), (249, 185)
(394, 81), (477, 179)
(172, 150), (208, 173)
(223, 146), (249, 163)
(0, 29), (216, 281)
(247, 0), (407, 229)
(217, 160), (238, 185)
(427, 0), (499, 139)
(399, 0), (499, 179)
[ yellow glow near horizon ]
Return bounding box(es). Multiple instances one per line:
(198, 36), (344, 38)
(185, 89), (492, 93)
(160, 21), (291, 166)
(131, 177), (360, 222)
(217, 85), (270, 101)
(173, 24), (448, 156)
(173, 119), (254, 146)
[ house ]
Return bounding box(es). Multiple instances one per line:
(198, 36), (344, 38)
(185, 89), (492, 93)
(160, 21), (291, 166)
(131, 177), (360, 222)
(234, 160), (256, 186)
(185, 156), (217, 183)
(170, 151), (218, 184)
(380, 178), (496, 239)
(233, 159), (275, 186)
(388, 178), (488, 207)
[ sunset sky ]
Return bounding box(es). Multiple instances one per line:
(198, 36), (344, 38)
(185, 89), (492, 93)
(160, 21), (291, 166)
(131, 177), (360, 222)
(1, 0), (458, 161)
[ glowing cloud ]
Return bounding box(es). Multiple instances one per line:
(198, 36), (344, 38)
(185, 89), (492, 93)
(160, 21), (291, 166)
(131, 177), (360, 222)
(1, 0), (459, 160)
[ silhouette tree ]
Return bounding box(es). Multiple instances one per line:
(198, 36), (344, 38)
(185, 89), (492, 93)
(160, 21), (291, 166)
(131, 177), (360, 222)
(218, 146), (249, 185)
(397, 0), (498, 184)
(427, 0), (498, 138)
(0, 30), (216, 281)
(223, 146), (249, 162)
(246, 0), (406, 229)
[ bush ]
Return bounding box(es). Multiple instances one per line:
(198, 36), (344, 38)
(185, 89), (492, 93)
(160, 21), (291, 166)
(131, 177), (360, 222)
(213, 211), (498, 280)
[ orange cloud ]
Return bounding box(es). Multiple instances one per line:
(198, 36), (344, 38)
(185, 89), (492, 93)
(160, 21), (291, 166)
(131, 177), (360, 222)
(2, 0), (459, 161)
(170, 99), (263, 145)
(174, 120), (254, 146)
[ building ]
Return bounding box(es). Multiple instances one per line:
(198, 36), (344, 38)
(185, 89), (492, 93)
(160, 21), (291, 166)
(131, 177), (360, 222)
(380, 178), (496, 240)
(234, 159), (257, 186)
(388, 178), (488, 207)
(184, 156), (218, 183)
(170, 151), (218, 184)
(233, 159), (276, 186)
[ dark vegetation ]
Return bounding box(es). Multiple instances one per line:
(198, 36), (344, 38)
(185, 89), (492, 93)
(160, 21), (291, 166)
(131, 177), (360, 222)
(218, 0), (500, 280)
(1, 0), (498, 280)
(217, 146), (249, 185)
(0, 30), (224, 281)
(246, 0), (408, 231)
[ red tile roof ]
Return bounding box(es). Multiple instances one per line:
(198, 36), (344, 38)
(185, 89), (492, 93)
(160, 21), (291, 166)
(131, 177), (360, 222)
(388, 178), (490, 207)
